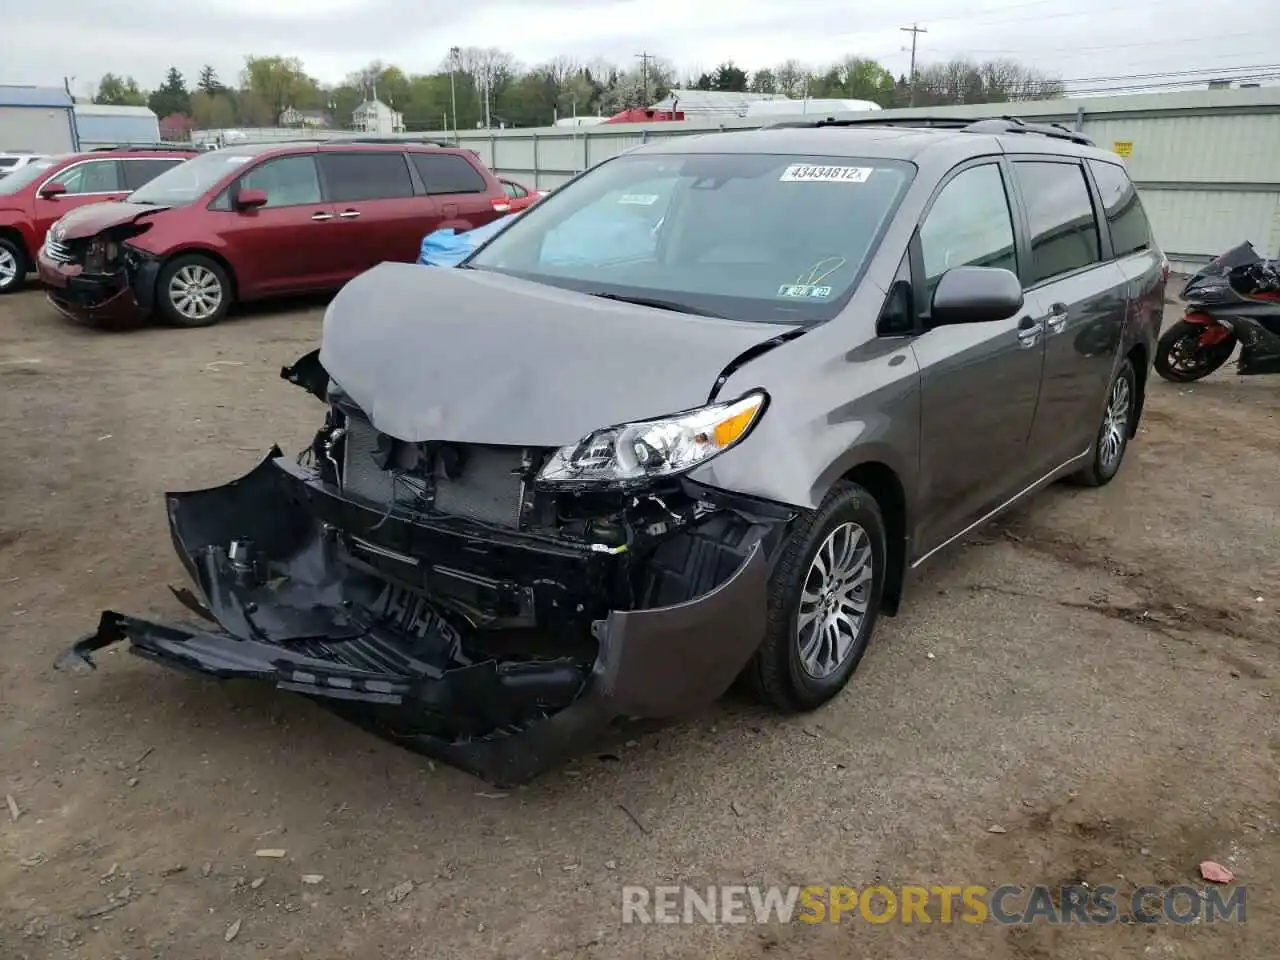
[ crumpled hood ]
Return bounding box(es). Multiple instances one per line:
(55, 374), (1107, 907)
(319, 262), (792, 447)
(50, 201), (166, 240)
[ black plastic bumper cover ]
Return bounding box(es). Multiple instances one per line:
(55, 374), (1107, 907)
(56, 451), (769, 785)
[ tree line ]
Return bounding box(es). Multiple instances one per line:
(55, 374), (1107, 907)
(91, 50), (1064, 134)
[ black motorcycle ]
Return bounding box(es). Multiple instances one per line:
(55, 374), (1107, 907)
(1154, 241), (1280, 382)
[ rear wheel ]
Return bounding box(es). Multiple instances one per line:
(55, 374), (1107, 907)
(0, 237), (27, 295)
(1072, 359), (1136, 488)
(748, 482), (886, 712)
(157, 255), (231, 328)
(1154, 319), (1235, 382)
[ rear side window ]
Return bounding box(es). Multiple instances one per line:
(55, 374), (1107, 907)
(412, 154), (488, 195)
(1088, 160), (1152, 258)
(1011, 161), (1101, 285)
(48, 159), (122, 194)
(320, 152), (414, 201)
(122, 158), (182, 190)
(919, 163), (1018, 296)
(239, 155), (322, 208)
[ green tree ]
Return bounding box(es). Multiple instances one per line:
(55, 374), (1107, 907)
(94, 73), (147, 107)
(148, 67), (190, 119)
(749, 68), (778, 94)
(709, 62), (748, 92)
(190, 90), (236, 128)
(241, 55), (317, 124)
(197, 65), (225, 95)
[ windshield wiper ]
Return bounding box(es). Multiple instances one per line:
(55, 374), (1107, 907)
(588, 291), (724, 318)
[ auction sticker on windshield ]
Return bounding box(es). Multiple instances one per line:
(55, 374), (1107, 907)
(779, 165), (873, 183)
(777, 283), (833, 299)
(618, 194), (660, 205)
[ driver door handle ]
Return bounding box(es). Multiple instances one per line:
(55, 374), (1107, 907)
(1045, 302), (1069, 334)
(1017, 316), (1043, 348)
(339, 210), (361, 219)
(311, 211), (334, 221)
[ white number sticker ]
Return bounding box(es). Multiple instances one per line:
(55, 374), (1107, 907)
(618, 193), (659, 205)
(779, 165), (873, 183)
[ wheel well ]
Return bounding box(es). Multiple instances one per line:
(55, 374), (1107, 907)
(1126, 342), (1148, 437)
(163, 249), (239, 301)
(841, 461), (907, 616)
(0, 227), (31, 267)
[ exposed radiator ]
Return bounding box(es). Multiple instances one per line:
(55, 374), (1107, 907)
(341, 416), (526, 528)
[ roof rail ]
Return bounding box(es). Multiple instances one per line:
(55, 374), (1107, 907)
(763, 113), (1094, 146)
(90, 142), (203, 153)
(324, 135), (453, 147)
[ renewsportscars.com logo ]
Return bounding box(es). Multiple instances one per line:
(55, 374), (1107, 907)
(621, 884), (1247, 926)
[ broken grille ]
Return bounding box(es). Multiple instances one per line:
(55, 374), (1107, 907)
(340, 415), (527, 528)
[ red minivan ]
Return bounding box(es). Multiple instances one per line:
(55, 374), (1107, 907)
(0, 146), (198, 295)
(36, 141), (511, 327)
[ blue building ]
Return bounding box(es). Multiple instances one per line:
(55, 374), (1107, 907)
(73, 103), (161, 149)
(0, 85), (78, 153)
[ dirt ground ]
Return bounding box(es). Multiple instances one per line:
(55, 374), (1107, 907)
(0, 285), (1277, 960)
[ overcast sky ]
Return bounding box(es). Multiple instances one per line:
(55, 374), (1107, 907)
(1, 0), (1276, 97)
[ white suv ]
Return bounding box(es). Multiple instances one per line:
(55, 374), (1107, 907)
(0, 153), (49, 178)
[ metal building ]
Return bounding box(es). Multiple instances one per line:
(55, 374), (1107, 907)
(73, 103), (161, 149)
(0, 85), (78, 153)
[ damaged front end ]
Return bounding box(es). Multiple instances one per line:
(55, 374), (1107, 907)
(39, 223), (158, 327)
(60, 353), (793, 785)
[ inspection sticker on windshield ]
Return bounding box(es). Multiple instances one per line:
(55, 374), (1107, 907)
(779, 164), (873, 183)
(777, 283), (833, 299)
(618, 193), (659, 205)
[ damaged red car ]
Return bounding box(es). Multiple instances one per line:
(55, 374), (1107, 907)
(37, 140), (510, 327)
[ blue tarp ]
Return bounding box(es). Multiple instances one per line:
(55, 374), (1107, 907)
(417, 213), (520, 268)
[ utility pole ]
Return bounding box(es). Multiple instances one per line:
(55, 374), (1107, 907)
(900, 23), (927, 106)
(635, 50), (653, 106)
(449, 45), (460, 143)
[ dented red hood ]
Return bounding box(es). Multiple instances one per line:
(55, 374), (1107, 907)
(49, 201), (166, 241)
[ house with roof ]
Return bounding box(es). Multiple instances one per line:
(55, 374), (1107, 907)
(0, 85), (78, 152)
(351, 99), (405, 135)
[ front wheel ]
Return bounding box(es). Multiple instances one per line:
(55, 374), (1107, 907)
(1154, 319), (1236, 382)
(157, 255), (231, 328)
(748, 482), (886, 712)
(0, 238), (27, 295)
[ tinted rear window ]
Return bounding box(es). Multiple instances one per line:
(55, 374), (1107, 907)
(468, 152), (914, 323)
(122, 158), (183, 190)
(1012, 160), (1101, 285)
(321, 152), (414, 201)
(411, 154), (488, 194)
(1088, 160), (1152, 258)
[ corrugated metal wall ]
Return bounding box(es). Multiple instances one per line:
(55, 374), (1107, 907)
(74, 113), (162, 150)
(0, 106), (76, 153)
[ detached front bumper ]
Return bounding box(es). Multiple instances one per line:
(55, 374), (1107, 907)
(57, 451), (772, 785)
(37, 247), (154, 328)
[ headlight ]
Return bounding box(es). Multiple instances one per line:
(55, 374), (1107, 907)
(537, 391), (766, 487)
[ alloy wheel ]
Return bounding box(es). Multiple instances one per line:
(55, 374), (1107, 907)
(0, 248), (17, 288)
(1099, 375), (1131, 471)
(168, 264), (223, 322)
(796, 522), (874, 680)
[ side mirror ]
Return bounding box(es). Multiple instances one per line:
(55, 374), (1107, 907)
(929, 266), (1024, 327)
(39, 182), (67, 199)
(235, 188), (268, 211)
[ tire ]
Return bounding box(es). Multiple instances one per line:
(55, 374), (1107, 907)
(1072, 358), (1136, 488)
(0, 237), (27, 295)
(156, 255), (231, 328)
(1154, 319), (1235, 383)
(748, 481), (886, 712)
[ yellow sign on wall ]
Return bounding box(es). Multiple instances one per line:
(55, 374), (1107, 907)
(1112, 140), (1134, 158)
